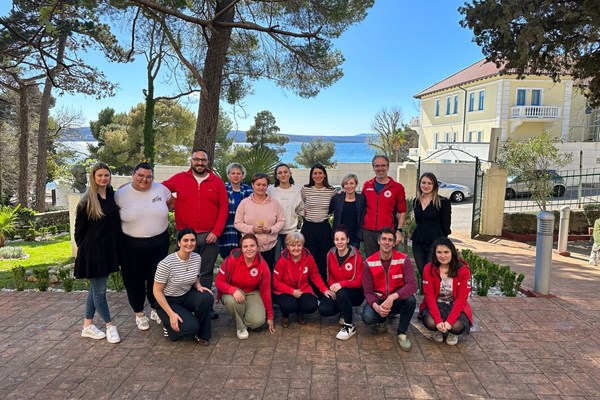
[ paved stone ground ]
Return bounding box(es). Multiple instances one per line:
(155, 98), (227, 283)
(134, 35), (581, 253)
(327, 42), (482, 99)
(1, 234), (600, 399)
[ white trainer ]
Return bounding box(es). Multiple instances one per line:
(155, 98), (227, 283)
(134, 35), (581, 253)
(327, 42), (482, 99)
(81, 324), (106, 340)
(150, 309), (162, 325)
(336, 323), (356, 340)
(237, 328), (249, 340)
(106, 325), (121, 344)
(446, 332), (459, 346)
(432, 331), (444, 343)
(136, 315), (150, 331)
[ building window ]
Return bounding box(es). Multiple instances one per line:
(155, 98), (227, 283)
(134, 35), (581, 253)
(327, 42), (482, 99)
(453, 95), (459, 114)
(477, 130), (483, 142)
(531, 89), (541, 106)
(468, 92), (475, 112)
(446, 97), (451, 115)
(434, 132), (439, 148)
(466, 131), (473, 142)
(478, 90), (485, 110)
(516, 89), (526, 106)
(450, 132), (456, 142)
(435, 99), (440, 117)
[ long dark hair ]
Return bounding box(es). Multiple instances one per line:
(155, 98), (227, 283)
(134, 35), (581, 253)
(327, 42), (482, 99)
(431, 237), (462, 277)
(417, 172), (442, 209)
(273, 163), (294, 187)
(305, 163), (332, 188)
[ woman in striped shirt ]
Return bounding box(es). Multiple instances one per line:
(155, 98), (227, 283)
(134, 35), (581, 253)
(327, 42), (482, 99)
(300, 163), (337, 283)
(153, 228), (214, 345)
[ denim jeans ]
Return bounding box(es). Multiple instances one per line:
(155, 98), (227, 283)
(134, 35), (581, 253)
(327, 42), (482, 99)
(85, 277), (111, 323)
(361, 295), (416, 334)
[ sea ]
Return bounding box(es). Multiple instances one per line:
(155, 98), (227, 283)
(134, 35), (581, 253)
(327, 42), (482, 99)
(58, 141), (377, 164)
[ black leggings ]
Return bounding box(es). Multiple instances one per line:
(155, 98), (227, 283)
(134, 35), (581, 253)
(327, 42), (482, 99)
(273, 293), (318, 317)
(301, 220), (332, 282)
(318, 288), (364, 324)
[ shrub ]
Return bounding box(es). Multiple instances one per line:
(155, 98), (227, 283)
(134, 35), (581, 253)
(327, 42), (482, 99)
(11, 266), (26, 291)
(461, 249), (524, 296)
(594, 218), (600, 245)
(32, 267), (50, 291)
(0, 204), (21, 246)
(56, 266), (74, 292)
(583, 203), (600, 226)
(0, 246), (25, 259)
(107, 271), (124, 291)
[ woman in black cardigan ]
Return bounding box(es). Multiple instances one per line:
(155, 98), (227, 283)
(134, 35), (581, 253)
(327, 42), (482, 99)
(411, 172), (451, 281)
(330, 174), (366, 250)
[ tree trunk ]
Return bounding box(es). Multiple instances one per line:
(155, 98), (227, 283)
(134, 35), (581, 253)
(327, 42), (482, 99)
(17, 84), (30, 207)
(143, 72), (156, 165)
(194, 0), (235, 163)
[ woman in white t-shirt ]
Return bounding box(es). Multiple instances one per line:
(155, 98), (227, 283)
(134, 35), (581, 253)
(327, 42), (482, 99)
(153, 228), (213, 345)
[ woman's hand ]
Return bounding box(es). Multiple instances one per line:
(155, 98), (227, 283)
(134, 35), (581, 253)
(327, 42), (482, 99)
(436, 322), (447, 333)
(442, 321), (452, 332)
(267, 319), (276, 333)
(292, 289), (302, 298)
(252, 225), (263, 234)
(195, 284), (213, 295)
(169, 313), (183, 332)
(323, 289), (336, 299)
(329, 283), (342, 292)
(233, 289), (246, 304)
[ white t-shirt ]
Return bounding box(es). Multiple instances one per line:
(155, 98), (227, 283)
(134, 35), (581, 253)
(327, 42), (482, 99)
(267, 185), (304, 234)
(155, 252), (201, 297)
(115, 182), (171, 237)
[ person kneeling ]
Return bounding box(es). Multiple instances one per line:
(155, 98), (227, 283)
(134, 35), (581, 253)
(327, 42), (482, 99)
(419, 238), (472, 345)
(216, 234), (275, 339)
(361, 227), (417, 351)
(153, 228), (213, 346)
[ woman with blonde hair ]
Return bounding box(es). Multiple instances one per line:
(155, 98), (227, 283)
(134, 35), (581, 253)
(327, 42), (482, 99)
(74, 162), (122, 344)
(411, 172), (452, 279)
(330, 173), (366, 250)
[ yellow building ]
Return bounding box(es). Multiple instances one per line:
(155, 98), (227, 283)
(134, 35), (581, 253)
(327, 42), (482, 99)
(412, 59), (600, 162)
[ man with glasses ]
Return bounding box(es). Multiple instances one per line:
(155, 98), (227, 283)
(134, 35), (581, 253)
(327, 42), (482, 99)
(163, 149), (228, 318)
(361, 155), (407, 257)
(115, 162), (172, 330)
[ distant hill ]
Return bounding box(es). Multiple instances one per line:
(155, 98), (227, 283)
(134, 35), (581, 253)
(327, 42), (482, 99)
(228, 130), (376, 143)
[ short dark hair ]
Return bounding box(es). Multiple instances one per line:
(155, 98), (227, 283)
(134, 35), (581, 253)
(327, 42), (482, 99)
(240, 233), (259, 247)
(134, 162), (153, 173)
(177, 228), (196, 242)
(333, 225), (349, 239)
(377, 226), (396, 240)
(372, 154), (390, 166)
(191, 148), (208, 155)
(251, 172), (270, 185)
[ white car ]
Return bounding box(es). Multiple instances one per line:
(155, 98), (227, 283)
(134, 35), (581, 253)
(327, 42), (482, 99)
(438, 181), (471, 202)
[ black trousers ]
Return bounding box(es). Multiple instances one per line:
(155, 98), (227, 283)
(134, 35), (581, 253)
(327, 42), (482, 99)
(157, 289), (213, 341)
(121, 230), (170, 313)
(273, 293), (318, 317)
(361, 295), (417, 334)
(301, 220), (332, 283)
(412, 241), (433, 280)
(318, 288), (364, 324)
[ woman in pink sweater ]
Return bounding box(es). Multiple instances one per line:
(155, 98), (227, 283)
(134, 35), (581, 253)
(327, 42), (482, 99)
(235, 173), (284, 270)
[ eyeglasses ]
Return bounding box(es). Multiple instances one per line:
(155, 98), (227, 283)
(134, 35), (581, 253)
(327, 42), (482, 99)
(135, 173), (153, 180)
(373, 164), (388, 168)
(191, 157), (208, 163)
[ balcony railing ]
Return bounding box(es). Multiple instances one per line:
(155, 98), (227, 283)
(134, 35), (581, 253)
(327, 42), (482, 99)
(511, 106), (561, 119)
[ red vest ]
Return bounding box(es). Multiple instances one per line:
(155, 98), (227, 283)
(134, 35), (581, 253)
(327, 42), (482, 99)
(366, 250), (408, 298)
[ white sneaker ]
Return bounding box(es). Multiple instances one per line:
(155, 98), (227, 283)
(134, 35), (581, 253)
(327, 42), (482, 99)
(81, 324), (106, 340)
(136, 315), (150, 331)
(150, 309), (161, 325)
(106, 325), (121, 344)
(336, 323), (356, 340)
(446, 332), (458, 346)
(432, 331), (444, 343)
(237, 328), (249, 340)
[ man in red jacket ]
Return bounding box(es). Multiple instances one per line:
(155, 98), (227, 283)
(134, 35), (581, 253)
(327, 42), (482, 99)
(361, 155), (407, 257)
(361, 227), (417, 351)
(163, 149), (228, 308)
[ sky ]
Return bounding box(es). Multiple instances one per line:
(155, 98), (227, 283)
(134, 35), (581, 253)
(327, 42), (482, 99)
(1, 1), (486, 136)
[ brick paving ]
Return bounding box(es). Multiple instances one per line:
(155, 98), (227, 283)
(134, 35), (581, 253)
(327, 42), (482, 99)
(1, 235), (600, 399)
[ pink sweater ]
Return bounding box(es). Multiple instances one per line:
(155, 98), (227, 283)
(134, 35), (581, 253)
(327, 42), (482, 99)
(234, 194), (284, 252)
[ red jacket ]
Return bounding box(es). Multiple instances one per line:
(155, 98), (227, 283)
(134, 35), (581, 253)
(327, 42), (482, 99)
(419, 261), (473, 325)
(363, 250), (416, 306)
(326, 246), (363, 289)
(361, 176), (406, 231)
(273, 248), (328, 297)
(162, 169), (228, 235)
(215, 249), (273, 320)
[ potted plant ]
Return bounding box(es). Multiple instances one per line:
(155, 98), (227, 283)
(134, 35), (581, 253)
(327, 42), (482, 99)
(583, 203), (600, 235)
(590, 218), (600, 266)
(0, 204), (20, 247)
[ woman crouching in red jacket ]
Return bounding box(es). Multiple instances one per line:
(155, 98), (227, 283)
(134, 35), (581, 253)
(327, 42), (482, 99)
(273, 232), (335, 327)
(318, 227), (364, 340)
(216, 234), (275, 339)
(418, 237), (472, 345)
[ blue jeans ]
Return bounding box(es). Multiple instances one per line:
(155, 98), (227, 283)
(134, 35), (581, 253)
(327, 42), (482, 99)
(361, 295), (416, 334)
(85, 277), (111, 323)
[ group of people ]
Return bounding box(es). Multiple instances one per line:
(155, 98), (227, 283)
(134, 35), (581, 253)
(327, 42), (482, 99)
(74, 148), (472, 349)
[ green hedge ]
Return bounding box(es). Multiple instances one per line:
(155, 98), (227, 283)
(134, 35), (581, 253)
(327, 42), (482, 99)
(461, 249), (525, 296)
(503, 210), (590, 234)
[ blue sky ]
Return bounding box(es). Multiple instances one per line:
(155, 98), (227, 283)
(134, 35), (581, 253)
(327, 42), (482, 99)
(1, 1), (485, 136)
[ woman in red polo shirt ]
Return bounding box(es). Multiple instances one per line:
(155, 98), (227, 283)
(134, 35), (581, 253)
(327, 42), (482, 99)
(216, 234), (275, 339)
(419, 237), (472, 345)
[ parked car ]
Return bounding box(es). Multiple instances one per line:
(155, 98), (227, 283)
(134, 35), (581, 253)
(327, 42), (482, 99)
(438, 181), (471, 202)
(505, 170), (566, 199)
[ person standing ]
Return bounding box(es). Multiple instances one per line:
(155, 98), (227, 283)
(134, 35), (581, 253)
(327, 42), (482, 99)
(267, 163), (303, 259)
(361, 155), (407, 257)
(219, 163), (253, 259)
(115, 162), (171, 331)
(411, 172), (452, 279)
(162, 148), (228, 319)
(300, 163), (336, 282)
(330, 173), (366, 250)
(419, 238), (472, 345)
(234, 173), (284, 270)
(75, 162), (122, 344)
(361, 227), (417, 351)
